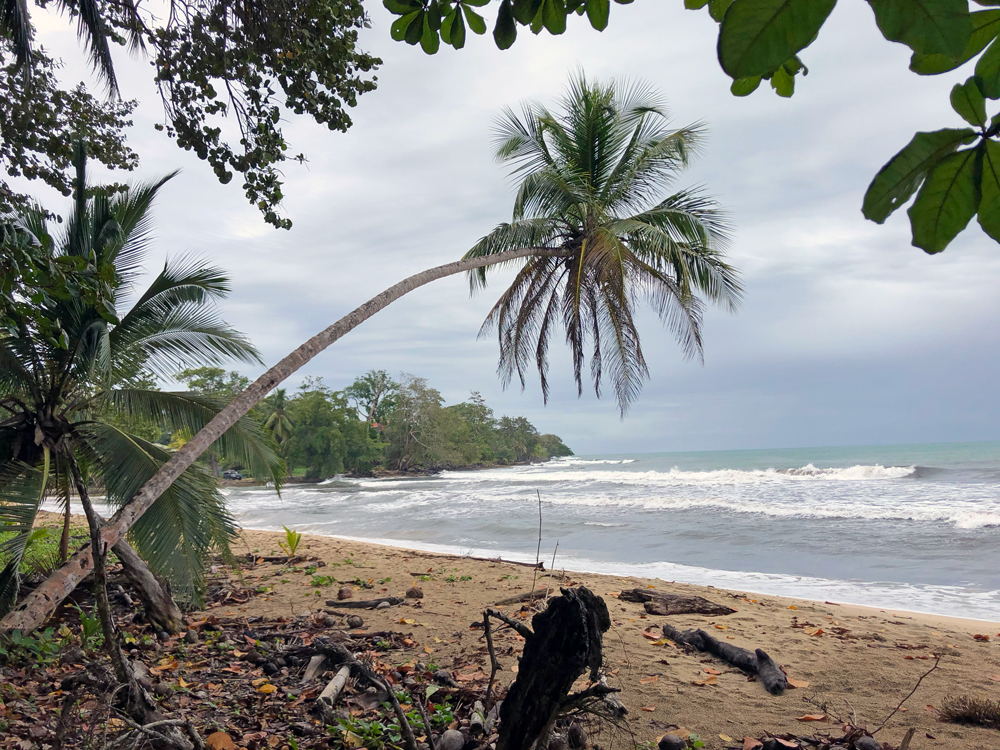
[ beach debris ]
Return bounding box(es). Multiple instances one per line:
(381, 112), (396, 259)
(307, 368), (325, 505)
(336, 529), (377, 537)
(336, 586), (353, 600)
(657, 734), (687, 750)
(437, 729), (465, 750)
(661, 623), (788, 694)
(567, 720), (587, 749)
(619, 588), (737, 617)
(494, 588), (550, 606)
(406, 585), (424, 599)
(346, 614), (364, 628)
(493, 587), (619, 750)
(324, 595), (404, 609)
(939, 694), (1000, 728)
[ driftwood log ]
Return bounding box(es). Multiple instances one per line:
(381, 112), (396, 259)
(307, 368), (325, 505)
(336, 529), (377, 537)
(495, 587), (615, 750)
(323, 596), (403, 609)
(661, 623), (787, 694)
(619, 589), (736, 616)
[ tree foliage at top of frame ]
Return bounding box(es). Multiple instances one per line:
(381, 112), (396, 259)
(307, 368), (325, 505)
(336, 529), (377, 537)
(381, 0), (1000, 254)
(2, 0), (380, 229)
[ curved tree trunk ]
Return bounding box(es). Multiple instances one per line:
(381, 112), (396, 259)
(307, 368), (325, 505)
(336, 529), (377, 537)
(0, 247), (569, 634)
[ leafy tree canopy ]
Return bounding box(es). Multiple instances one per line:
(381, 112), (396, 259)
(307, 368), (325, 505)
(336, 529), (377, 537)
(1, 45), (138, 218)
(2, 0), (380, 228)
(383, 0), (1000, 254)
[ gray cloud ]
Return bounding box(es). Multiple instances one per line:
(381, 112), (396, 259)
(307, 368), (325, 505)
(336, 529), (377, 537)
(16, 1), (1000, 455)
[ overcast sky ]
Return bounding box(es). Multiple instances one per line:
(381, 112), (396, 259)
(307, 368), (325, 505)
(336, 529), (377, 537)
(26, 2), (1000, 455)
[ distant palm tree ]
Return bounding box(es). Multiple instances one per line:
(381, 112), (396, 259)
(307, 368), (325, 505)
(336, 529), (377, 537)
(0, 144), (283, 628)
(5, 75), (743, 633)
(465, 73), (742, 413)
(263, 389), (294, 444)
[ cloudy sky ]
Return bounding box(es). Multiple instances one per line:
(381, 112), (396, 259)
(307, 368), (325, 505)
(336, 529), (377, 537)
(27, 2), (1000, 455)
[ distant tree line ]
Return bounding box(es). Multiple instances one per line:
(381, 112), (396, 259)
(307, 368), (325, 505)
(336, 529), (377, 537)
(164, 368), (572, 479)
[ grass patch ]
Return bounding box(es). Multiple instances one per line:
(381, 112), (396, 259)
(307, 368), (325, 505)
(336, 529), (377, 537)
(940, 695), (1000, 728)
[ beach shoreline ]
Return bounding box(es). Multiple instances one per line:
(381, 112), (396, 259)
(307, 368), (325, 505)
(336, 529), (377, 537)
(221, 525), (1000, 749)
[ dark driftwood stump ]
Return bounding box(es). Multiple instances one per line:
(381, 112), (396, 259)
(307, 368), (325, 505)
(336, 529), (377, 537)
(661, 623), (787, 694)
(497, 587), (611, 750)
(618, 588), (736, 616)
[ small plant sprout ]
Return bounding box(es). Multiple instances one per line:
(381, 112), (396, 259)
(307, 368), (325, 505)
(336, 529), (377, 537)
(279, 526), (303, 557)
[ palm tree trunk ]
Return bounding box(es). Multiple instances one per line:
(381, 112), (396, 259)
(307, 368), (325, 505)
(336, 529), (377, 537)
(0, 246), (569, 634)
(66, 456), (130, 685)
(59, 500), (71, 563)
(112, 539), (185, 634)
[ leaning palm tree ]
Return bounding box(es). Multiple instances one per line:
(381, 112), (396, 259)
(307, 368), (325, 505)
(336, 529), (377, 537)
(3, 74), (742, 634)
(466, 74), (741, 413)
(0, 144), (284, 633)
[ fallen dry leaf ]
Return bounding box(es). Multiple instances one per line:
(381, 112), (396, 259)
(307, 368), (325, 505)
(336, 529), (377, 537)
(796, 714), (828, 722)
(787, 605), (797, 610)
(973, 634), (990, 642)
(924, 705), (938, 714)
(640, 705), (655, 712)
(257, 683), (278, 694)
(989, 674), (1000, 682)
(642, 630), (659, 640)
(206, 733), (235, 750)
(251, 678), (269, 687)
(786, 677), (810, 689)
(743, 739), (763, 750)
(639, 675), (659, 685)
(714, 624), (728, 630)
(693, 675), (718, 686)
(719, 734), (734, 742)
(703, 667), (722, 675)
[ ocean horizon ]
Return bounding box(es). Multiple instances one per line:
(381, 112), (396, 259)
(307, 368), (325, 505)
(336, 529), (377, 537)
(224, 439), (1000, 621)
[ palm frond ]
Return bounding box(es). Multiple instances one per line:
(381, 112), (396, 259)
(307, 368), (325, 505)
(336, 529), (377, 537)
(96, 389), (285, 487)
(463, 218), (562, 292)
(1, 0), (33, 73)
(109, 172), (180, 285)
(61, 0), (119, 96)
(0, 459), (49, 613)
(79, 423), (238, 604)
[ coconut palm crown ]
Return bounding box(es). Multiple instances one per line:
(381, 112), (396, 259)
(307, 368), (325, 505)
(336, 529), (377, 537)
(0, 145), (284, 609)
(465, 74), (742, 414)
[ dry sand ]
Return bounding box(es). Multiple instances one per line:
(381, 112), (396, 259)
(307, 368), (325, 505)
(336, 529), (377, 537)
(202, 527), (1000, 750)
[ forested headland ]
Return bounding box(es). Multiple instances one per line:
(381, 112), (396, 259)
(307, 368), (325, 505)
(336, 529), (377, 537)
(160, 368), (573, 479)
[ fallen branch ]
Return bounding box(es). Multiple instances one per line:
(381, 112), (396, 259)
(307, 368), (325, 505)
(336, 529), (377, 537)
(494, 589), (549, 606)
(324, 596), (403, 609)
(483, 610), (501, 709)
(619, 589), (736, 617)
(484, 608), (534, 640)
(873, 656), (941, 734)
(661, 623), (787, 694)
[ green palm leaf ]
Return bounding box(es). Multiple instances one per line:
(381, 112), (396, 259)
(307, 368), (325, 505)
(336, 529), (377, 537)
(79, 423), (237, 603)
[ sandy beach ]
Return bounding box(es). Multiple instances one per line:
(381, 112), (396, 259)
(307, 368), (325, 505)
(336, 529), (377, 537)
(204, 526), (1000, 750)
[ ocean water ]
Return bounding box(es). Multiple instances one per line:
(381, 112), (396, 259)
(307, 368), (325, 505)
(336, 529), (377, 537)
(225, 441), (1000, 621)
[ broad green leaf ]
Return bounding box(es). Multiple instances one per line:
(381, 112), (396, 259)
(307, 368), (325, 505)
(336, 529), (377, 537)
(512, 0), (542, 24)
(441, 7), (455, 43)
(587, 0), (611, 29)
(907, 147), (980, 253)
(870, 0), (972, 58)
(685, 0), (710, 8)
(383, 0), (422, 13)
(976, 35), (1000, 97)
(951, 78), (988, 126)
(452, 8), (467, 47)
(420, 14), (441, 53)
(709, 0), (733, 22)
(404, 11), (424, 44)
(390, 11), (420, 41)
(543, 0), (568, 34)
(494, 0), (518, 48)
(863, 128), (978, 223)
(910, 10), (1000, 75)
(463, 5), (488, 34)
(979, 139), (1000, 241)
(718, 0), (837, 79)
(770, 65), (794, 96)
(731, 76), (762, 95)
(868, 129), (985, 228)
